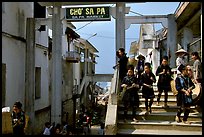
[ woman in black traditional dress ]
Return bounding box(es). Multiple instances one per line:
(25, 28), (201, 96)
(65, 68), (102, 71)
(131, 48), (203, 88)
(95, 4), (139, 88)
(140, 62), (156, 114)
(121, 65), (140, 122)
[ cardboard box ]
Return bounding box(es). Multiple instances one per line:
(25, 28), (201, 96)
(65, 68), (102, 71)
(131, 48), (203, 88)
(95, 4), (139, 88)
(2, 112), (13, 134)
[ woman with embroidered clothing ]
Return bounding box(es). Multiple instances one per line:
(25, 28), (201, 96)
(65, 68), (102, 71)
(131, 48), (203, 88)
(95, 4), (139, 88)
(140, 62), (156, 114)
(175, 64), (195, 124)
(121, 65), (140, 122)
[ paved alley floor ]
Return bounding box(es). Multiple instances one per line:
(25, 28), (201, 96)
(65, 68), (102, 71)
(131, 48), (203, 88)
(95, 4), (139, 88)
(90, 125), (101, 135)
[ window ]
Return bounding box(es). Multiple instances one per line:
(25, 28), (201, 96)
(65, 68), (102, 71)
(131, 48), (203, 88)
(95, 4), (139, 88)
(35, 67), (41, 99)
(2, 63), (6, 107)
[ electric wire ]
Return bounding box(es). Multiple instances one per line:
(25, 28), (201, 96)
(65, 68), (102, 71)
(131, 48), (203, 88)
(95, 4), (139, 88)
(79, 32), (138, 41)
(75, 4), (115, 32)
(75, 21), (93, 31)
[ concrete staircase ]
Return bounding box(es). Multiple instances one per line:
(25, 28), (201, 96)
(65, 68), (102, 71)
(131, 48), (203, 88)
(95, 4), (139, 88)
(116, 86), (202, 135)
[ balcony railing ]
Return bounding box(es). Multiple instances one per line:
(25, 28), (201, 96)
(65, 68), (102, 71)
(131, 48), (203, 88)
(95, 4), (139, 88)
(65, 51), (80, 63)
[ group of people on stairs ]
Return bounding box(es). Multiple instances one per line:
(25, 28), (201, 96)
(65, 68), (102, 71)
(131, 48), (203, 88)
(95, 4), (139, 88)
(116, 48), (202, 124)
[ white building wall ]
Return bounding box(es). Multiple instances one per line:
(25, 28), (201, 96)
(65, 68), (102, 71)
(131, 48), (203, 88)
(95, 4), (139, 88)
(35, 30), (49, 48)
(2, 2), (33, 110)
(2, 2), (51, 112)
(2, 36), (26, 109)
(2, 2), (33, 38)
(35, 46), (49, 110)
(72, 40), (83, 86)
(138, 24), (159, 74)
(73, 63), (81, 86)
(62, 35), (68, 58)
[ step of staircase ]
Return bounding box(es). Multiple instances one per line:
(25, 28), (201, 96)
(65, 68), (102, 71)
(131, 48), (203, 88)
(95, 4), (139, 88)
(118, 104), (200, 113)
(117, 120), (202, 132)
(138, 98), (177, 106)
(117, 128), (202, 135)
(118, 96), (178, 106)
(116, 86), (202, 135)
(117, 101), (202, 134)
(117, 110), (202, 122)
(138, 92), (177, 99)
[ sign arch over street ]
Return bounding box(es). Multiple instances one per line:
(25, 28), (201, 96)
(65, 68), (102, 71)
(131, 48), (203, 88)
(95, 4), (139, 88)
(65, 6), (111, 21)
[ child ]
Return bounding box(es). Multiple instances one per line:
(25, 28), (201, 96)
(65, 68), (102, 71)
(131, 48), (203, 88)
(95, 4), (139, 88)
(140, 62), (156, 114)
(43, 122), (53, 135)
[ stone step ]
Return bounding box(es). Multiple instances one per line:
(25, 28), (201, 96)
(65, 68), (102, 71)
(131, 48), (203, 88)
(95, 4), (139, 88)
(137, 98), (177, 106)
(138, 92), (177, 99)
(139, 97), (176, 102)
(137, 90), (174, 94)
(117, 128), (202, 135)
(116, 87), (202, 135)
(118, 96), (177, 104)
(137, 100), (200, 107)
(117, 120), (202, 132)
(117, 111), (202, 122)
(118, 104), (199, 113)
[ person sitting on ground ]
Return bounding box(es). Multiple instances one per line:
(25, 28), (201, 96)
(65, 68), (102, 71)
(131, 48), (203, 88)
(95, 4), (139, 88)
(54, 123), (63, 135)
(11, 101), (26, 135)
(43, 122), (53, 135)
(61, 121), (68, 135)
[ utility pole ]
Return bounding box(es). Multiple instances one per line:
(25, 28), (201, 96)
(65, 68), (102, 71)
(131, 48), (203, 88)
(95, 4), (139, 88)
(115, 2), (126, 63)
(51, 5), (63, 124)
(167, 14), (177, 68)
(25, 18), (35, 135)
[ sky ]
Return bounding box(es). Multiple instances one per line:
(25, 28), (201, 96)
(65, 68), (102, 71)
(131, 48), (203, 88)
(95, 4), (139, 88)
(72, 2), (180, 75)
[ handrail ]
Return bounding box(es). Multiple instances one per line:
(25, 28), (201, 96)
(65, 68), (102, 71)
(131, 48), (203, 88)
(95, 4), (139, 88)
(188, 38), (201, 47)
(104, 65), (120, 135)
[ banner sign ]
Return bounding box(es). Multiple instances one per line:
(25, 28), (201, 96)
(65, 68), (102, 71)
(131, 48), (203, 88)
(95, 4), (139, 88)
(65, 6), (110, 21)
